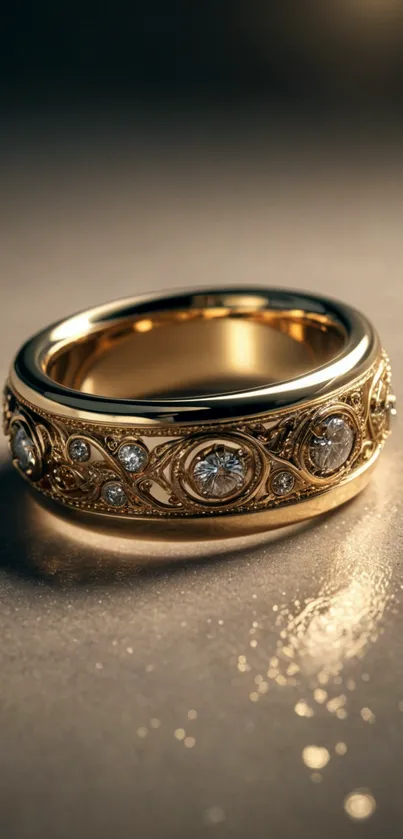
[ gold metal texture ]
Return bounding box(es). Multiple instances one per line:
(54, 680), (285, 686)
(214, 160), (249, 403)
(4, 288), (394, 532)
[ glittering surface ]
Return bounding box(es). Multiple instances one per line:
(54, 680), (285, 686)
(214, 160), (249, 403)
(0, 124), (403, 838)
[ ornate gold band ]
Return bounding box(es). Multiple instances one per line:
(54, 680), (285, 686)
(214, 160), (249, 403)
(3, 289), (395, 533)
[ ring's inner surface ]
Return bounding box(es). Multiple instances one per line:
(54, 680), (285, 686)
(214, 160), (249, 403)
(46, 307), (347, 399)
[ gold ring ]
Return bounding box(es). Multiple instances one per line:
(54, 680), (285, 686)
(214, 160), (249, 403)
(3, 287), (395, 536)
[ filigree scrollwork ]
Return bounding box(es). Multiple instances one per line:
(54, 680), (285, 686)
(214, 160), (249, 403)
(2, 350), (394, 518)
(171, 432), (266, 511)
(368, 353), (395, 445)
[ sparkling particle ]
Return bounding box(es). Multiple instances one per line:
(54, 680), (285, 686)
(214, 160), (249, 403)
(344, 790), (376, 821)
(327, 695), (346, 714)
(102, 482), (127, 508)
(295, 700), (314, 718)
(12, 425), (36, 472)
(335, 742), (348, 756)
(314, 689), (328, 704)
(271, 470), (296, 497)
(302, 746), (330, 770)
(184, 737), (196, 748)
(204, 807), (226, 825)
(188, 709), (197, 720)
(310, 416), (354, 473)
(68, 438), (90, 462)
(137, 726), (148, 738)
(118, 443), (147, 473)
(193, 445), (246, 498)
(361, 707), (376, 723)
(174, 728), (186, 741)
(150, 718), (161, 729)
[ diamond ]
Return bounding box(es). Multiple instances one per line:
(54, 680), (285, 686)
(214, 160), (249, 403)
(11, 425), (36, 472)
(193, 445), (246, 498)
(272, 470), (295, 497)
(310, 416), (354, 473)
(69, 438), (90, 462)
(118, 443), (147, 473)
(102, 482), (127, 508)
(386, 391), (397, 426)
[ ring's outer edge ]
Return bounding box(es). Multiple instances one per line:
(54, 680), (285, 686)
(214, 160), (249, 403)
(11, 286), (380, 425)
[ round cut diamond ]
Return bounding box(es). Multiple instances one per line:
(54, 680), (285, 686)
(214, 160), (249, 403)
(272, 470), (295, 497)
(118, 443), (147, 473)
(102, 482), (127, 508)
(12, 425), (36, 472)
(69, 438), (90, 462)
(310, 416), (354, 474)
(193, 446), (246, 498)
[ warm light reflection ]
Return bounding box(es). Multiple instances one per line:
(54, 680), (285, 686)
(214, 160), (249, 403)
(51, 312), (93, 342)
(212, 336), (371, 403)
(134, 318), (154, 333)
(22, 492), (302, 582)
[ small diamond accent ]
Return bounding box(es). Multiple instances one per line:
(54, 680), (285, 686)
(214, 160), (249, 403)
(193, 445), (246, 498)
(12, 425), (36, 472)
(69, 438), (90, 462)
(118, 443), (147, 473)
(102, 482), (127, 508)
(272, 470), (295, 497)
(310, 416), (354, 474)
(386, 392), (397, 425)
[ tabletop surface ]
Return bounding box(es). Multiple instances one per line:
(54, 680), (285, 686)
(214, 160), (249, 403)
(1, 118), (402, 839)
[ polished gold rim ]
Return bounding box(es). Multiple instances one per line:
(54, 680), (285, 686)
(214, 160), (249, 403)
(3, 287), (394, 533)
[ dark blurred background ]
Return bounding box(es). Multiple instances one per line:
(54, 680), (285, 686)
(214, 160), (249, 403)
(2, 1), (403, 117)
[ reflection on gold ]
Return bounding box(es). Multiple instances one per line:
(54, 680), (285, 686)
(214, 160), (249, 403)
(134, 318), (154, 333)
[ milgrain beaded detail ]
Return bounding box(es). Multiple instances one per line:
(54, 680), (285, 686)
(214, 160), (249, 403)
(2, 351), (393, 519)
